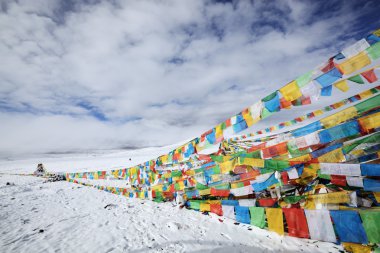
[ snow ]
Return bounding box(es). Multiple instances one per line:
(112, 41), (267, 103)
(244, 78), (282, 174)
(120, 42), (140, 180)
(0, 150), (343, 253)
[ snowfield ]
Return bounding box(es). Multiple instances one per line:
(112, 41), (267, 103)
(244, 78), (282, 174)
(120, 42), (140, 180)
(0, 150), (343, 253)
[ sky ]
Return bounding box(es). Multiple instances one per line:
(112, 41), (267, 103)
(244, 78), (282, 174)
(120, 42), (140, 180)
(0, 0), (379, 157)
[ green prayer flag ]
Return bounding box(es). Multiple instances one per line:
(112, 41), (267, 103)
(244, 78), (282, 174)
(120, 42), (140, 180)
(210, 155), (224, 163)
(189, 200), (201, 210)
(213, 165), (221, 174)
(262, 92), (278, 102)
(355, 94), (380, 115)
(213, 182), (230, 190)
(348, 74), (365, 84)
(196, 183), (209, 190)
(360, 210), (380, 243)
(366, 42), (380, 60)
(261, 107), (274, 119)
(295, 71), (313, 88)
(171, 170), (182, 178)
(249, 207), (266, 228)
(284, 195), (306, 204)
(317, 170), (331, 180)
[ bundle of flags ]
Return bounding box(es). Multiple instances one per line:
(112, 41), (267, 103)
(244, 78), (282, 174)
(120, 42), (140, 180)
(65, 28), (380, 251)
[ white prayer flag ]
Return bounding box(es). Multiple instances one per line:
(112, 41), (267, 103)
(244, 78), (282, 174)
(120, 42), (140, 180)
(222, 205), (235, 220)
(305, 209), (337, 243)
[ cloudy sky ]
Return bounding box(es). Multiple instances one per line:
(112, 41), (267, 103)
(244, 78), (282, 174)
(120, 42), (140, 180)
(0, 0), (379, 156)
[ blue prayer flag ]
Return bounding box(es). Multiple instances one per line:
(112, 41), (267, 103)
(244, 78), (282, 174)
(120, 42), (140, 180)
(252, 173), (279, 192)
(315, 68), (342, 87)
(364, 179), (380, 192)
(222, 200), (239, 206)
(321, 85), (333, 96)
(235, 206), (251, 224)
(330, 210), (368, 244)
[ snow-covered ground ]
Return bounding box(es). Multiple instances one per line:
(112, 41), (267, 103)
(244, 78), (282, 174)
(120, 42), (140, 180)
(0, 150), (343, 253)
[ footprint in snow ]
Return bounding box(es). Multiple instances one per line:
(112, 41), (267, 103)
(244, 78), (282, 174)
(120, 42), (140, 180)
(104, 204), (118, 210)
(165, 221), (182, 231)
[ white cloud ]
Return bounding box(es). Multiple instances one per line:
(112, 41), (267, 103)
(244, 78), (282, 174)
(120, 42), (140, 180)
(0, 0), (378, 156)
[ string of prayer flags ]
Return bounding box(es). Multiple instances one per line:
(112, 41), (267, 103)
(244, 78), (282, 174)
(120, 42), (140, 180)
(64, 28), (380, 249)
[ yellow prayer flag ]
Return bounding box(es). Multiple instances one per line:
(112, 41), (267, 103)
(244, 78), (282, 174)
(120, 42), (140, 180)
(359, 89), (374, 99)
(338, 52), (371, 75)
(152, 185), (163, 191)
(94, 173), (99, 180)
(342, 243), (371, 253)
(177, 181), (185, 190)
(161, 155), (168, 164)
(289, 154), (312, 163)
(237, 157), (265, 168)
(199, 188), (211, 196)
(266, 208), (284, 235)
(301, 164), (319, 179)
(374, 192), (380, 202)
(334, 80), (349, 92)
(200, 203), (211, 212)
(112, 170), (119, 178)
(313, 109), (324, 116)
(215, 124), (223, 139)
(350, 149), (365, 156)
(374, 29), (380, 37)
(209, 200), (221, 205)
(320, 106), (358, 128)
(358, 112), (380, 132)
(318, 148), (346, 163)
(279, 80), (303, 102)
(333, 101), (345, 108)
(219, 159), (236, 174)
(164, 172), (171, 179)
(243, 112), (255, 127)
(308, 191), (350, 204)
(185, 170), (195, 176)
(303, 199), (316, 210)
(231, 182), (242, 189)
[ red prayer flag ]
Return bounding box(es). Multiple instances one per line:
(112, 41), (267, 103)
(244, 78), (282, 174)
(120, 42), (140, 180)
(283, 208), (310, 238)
(321, 58), (336, 73)
(210, 203), (223, 216)
(280, 97), (292, 109)
(225, 118), (231, 127)
(258, 198), (277, 207)
(210, 188), (230, 197)
(282, 171), (289, 185)
(240, 170), (260, 180)
(361, 69), (378, 83)
(331, 175), (347, 186)
(262, 142), (288, 159)
(301, 96), (311, 105)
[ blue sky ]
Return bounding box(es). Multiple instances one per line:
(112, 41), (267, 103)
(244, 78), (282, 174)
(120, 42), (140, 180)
(0, 0), (379, 155)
